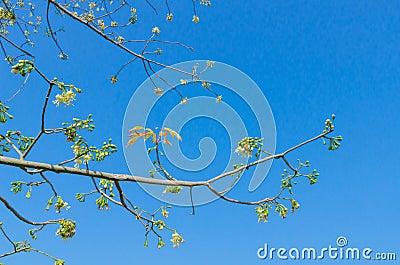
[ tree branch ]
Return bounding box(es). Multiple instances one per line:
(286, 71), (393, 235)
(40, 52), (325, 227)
(0, 34), (35, 58)
(47, 0), (194, 76)
(0, 195), (60, 226)
(0, 129), (333, 189)
(0, 247), (30, 259)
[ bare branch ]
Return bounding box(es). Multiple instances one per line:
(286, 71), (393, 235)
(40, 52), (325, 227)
(47, 0), (194, 76)
(46, 1), (65, 55)
(5, 73), (31, 103)
(124, 39), (195, 51)
(39, 172), (58, 196)
(1, 135), (24, 159)
(0, 225), (15, 249)
(0, 34), (35, 58)
(0, 247), (30, 259)
(23, 83), (53, 158)
(205, 183), (276, 205)
(0, 195), (60, 226)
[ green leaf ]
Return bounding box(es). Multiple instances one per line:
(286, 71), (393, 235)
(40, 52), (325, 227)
(11, 181), (23, 194)
(163, 186), (182, 194)
(75, 193), (86, 202)
(55, 260), (65, 265)
(45, 195), (55, 211)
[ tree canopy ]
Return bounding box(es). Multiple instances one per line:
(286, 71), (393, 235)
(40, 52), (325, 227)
(0, 1), (342, 264)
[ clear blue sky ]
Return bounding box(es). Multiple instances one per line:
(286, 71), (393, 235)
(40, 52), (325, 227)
(1, 1), (399, 264)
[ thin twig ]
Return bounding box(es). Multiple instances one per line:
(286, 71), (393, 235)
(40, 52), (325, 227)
(124, 39), (195, 51)
(144, 0), (158, 15)
(46, 1), (64, 55)
(0, 195), (60, 226)
(39, 172), (58, 196)
(47, 0), (194, 76)
(23, 83), (53, 158)
(0, 34), (35, 58)
(0, 226), (15, 249)
(1, 135), (24, 159)
(5, 73), (31, 103)
(0, 247), (30, 259)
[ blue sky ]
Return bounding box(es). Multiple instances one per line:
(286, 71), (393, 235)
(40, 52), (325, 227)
(1, 0), (400, 264)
